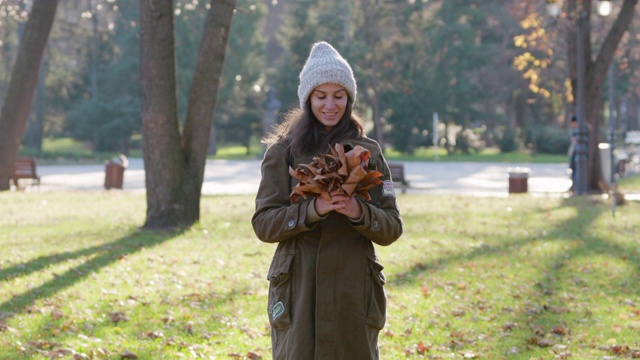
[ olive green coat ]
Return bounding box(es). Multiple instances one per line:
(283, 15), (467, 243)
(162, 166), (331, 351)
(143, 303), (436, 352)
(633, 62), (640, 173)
(252, 137), (403, 359)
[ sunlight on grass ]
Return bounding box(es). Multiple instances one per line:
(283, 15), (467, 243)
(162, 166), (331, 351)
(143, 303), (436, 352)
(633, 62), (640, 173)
(385, 146), (567, 163)
(42, 138), (92, 155)
(0, 192), (638, 359)
(211, 144), (263, 160)
(619, 174), (640, 191)
(23, 136), (576, 164)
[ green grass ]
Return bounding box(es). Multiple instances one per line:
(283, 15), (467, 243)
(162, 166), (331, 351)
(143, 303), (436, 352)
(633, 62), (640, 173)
(22, 137), (570, 164)
(19, 138), (143, 165)
(1, 192), (639, 359)
(619, 174), (640, 192)
(384, 146), (568, 163)
(211, 143), (264, 160)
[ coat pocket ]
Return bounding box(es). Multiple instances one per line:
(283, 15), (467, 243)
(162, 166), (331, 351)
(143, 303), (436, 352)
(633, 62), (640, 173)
(366, 255), (387, 329)
(267, 252), (295, 329)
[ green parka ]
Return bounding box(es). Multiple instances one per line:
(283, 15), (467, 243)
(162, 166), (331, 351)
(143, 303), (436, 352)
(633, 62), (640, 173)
(252, 136), (403, 359)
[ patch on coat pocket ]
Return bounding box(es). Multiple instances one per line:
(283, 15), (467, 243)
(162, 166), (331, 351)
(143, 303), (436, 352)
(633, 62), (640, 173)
(271, 302), (285, 320)
(382, 180), (395, 197)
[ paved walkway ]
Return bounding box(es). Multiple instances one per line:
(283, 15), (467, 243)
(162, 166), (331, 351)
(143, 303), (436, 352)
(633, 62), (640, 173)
(21, 158), (575, 197)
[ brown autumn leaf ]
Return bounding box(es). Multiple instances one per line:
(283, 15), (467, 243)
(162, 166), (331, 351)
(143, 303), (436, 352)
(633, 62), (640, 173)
(417, 341), (431, 354)
(120, 350), (138, 359)
(611, 344), (630, 354)
(109, 311), (129, 323)
(289, 144), (383, 202)
(551, 325), (568, 335)
(535, 338), (556, 347)
(144, 330), (164, 339)
(246, 351), (263, 359)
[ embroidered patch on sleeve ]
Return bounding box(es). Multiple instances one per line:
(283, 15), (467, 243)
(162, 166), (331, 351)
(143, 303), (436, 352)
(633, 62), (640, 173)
(382, 180), (396, 197)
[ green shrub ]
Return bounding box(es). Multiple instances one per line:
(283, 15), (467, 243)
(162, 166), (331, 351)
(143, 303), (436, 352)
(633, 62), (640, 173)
(527, 125), (570, 155)
(495, 127), (520, 153)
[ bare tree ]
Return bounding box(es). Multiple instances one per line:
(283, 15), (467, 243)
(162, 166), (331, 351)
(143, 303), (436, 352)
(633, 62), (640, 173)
(139, 0), (236, 228)
(0, 0), (58, 191)
(567, 0), (638, 192)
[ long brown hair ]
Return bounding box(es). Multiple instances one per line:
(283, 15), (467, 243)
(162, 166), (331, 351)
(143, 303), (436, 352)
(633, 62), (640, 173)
(263, 97), (365, 158)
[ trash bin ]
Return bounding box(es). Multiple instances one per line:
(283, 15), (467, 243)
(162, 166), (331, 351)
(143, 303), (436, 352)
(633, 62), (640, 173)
(507, 167), (530, 194)
(104, 155), (128, 189)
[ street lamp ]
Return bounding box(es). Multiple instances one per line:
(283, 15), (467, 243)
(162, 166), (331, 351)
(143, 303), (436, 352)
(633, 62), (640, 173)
(597, 0), (612, 16)
(546, 0), (610, 195)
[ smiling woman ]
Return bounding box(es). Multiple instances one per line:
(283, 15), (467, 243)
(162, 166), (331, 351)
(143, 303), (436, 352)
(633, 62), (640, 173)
(252, 41), (403, 359)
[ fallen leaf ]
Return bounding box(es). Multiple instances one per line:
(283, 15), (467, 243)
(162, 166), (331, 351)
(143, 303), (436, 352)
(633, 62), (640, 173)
(417, 341), (431, 354)
(51, 308), (64, 320)
(551, 325), (568, 335)
(144, 331), (164, 339)
(536, 338), (555, 347)
(120, 350), (138, 359)
(109, 312), (129, 323)
(611, 344), (630, 354)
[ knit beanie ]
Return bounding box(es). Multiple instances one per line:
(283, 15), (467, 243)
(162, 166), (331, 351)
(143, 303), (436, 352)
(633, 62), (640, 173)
(297, 41), (357, 109)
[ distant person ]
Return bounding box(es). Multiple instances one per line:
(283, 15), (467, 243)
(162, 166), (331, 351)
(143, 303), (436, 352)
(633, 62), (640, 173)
(251, 41), (403, 359)
(568, 115), (590, 192)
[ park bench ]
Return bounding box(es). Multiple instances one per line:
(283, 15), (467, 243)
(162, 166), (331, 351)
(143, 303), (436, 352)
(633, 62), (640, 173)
(388, 162), (409, 194)
(11, 157), (41, 189)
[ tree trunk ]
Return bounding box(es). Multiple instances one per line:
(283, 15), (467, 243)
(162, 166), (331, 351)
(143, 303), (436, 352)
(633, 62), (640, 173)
(0, 0), (58, 191)
(139, 0), (235, 228)
(360, 0), (385, 152)
(24, 54), (49, 151)
(567, 0), (638, 193)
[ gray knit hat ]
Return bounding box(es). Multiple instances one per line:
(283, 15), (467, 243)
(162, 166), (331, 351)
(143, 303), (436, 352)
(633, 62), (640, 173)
(297, 41), (357, 109)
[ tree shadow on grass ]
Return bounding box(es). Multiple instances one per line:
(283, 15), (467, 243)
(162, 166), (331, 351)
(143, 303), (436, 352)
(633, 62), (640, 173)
(498, 198), (640, 356)
(0, 229), (183, 321)
(388, 196), (639, 356)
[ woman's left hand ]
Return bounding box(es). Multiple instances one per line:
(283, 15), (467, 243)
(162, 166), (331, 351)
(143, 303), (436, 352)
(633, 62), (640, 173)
(329, 191), (363, 220)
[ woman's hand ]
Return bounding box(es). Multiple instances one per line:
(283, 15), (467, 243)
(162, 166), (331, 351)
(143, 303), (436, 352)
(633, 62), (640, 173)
(314, 190), (363, 220)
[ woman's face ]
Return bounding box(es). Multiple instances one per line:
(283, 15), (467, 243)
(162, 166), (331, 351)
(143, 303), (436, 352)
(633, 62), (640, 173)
(310, 83), (348, 131)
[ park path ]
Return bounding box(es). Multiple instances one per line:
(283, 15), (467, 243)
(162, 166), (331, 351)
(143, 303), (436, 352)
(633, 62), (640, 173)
(26, 158), (573, 197)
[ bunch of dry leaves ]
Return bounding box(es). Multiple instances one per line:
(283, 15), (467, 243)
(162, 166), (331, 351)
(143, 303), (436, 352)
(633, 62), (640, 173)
(289, 143), (383, 202)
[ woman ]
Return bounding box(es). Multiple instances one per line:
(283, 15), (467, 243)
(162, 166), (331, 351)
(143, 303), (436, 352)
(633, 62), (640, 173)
(252, 41), (403, 359)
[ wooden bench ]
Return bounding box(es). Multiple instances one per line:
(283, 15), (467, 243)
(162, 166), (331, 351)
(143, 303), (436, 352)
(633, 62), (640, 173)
(388, 162), (409, 194)
(11, 157), (41, 189)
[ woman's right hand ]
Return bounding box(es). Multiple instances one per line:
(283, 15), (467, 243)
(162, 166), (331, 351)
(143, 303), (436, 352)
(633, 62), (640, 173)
(314, 194), (338, 216)
(314, 190), (362, 219)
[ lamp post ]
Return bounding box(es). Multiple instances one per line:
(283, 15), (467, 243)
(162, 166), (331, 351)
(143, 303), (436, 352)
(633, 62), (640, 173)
(545, 0), (612, 195)
(574, 9), (589, 195)
(608, 63), (617, 215)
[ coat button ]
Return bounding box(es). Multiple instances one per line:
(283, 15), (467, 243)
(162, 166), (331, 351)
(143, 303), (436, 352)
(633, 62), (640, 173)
(287, 220), (296, 229)
(372, 220), (379, 230)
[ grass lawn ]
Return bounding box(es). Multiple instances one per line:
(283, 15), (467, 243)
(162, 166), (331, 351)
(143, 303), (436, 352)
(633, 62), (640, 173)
(619, 174), (640, 193)
(1, 192), (639, 359)
(24, 137), (570, 164)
